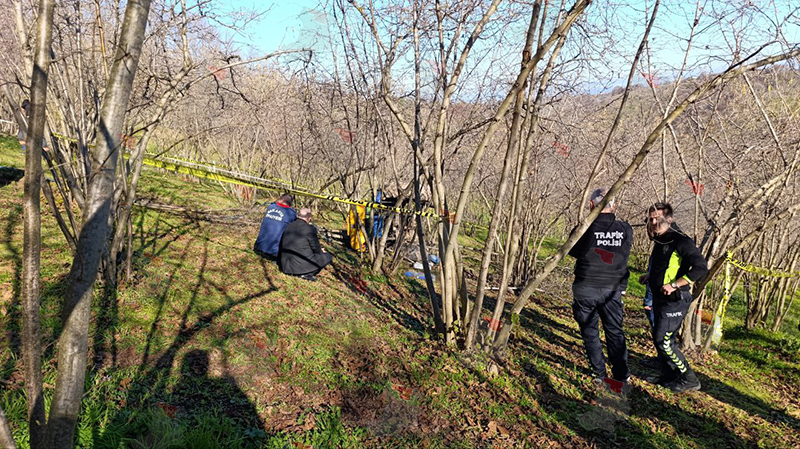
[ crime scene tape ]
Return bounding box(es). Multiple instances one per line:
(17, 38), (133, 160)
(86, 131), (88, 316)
(725, 251), (800, 279)
(52, 131), (322, 192)
(711, 260), (731, 347)
(50, 131), (445, 218)
(146, 153), (317, 193)
(711, 251), (799, 347)
(141, 155), (441, 218)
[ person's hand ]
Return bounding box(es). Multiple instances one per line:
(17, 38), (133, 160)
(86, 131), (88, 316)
(643, 305), (652, 311)
(661, 283), (676, 296)
(639, 273), (649, 283)
(321, 248), (327, 253)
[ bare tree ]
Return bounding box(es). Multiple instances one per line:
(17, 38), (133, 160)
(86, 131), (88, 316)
(44, 1), (153, 445)
(18, 0), (56, 446)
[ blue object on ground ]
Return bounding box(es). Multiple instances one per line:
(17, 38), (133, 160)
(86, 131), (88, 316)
(404, 270), (435, 282)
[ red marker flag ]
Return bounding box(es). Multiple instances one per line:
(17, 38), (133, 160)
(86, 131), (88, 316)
(334, 127), (354, 144)
(685, 179), (704, 196)
(552, 141), (570, 157)
(640, 71), (659, 88)
(482, 316), (502, 332)
(206, 65), (226, 81)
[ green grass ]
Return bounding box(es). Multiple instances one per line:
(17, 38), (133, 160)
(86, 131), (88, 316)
(2, 134), (800, 448)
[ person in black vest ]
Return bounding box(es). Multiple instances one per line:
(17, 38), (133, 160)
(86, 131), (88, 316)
(279, 208), (332, 281)
(568, 188), (633, 389)
(642, 202), (708, 393)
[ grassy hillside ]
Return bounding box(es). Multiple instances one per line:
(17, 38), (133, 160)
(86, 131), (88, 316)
(1, 135), (799, 448)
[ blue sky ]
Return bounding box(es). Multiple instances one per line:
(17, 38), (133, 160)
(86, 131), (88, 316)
(215, 0), (325, 54)
(215, 0), (799, 93)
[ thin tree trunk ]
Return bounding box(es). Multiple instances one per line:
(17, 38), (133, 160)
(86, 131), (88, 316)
(487, 6), (566, 346)
(45, 1), (152, 446)
(465, 3), (541, 350)
(21, 0), (56, 445)
(0, 405), (16, 449)
(577, 0), (661, 220)
(411, 0), (444, 336)
(492, 48), (800, 355)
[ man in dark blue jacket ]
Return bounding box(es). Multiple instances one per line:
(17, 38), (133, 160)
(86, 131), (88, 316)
(568, 188), (633, 389)
(642, 203), (708, 393)
(254, 193), (296, 259)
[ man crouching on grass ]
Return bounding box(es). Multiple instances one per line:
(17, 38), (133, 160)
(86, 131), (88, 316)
(279, 208), (332, 281)
(642, 203), (708, 393)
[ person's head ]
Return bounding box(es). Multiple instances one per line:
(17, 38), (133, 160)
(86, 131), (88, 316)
(647, 202), (673, 236)
(20, 99), (30, 111)
(277, 193), (294, 206)
(589, 188), (614, 212)
(298, 207), (312, 223)
(181, 349), (209, 377)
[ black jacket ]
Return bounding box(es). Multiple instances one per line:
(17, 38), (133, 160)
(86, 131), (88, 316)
(279, 220), (332, 275)
(648, 227), (708, 301)
(568, 213), (633, 290)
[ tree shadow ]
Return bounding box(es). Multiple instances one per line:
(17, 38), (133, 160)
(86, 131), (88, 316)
(138, 233), (280, 374)
(512, 295), (797, 445)
(1, 203), (22, 382)
(91, 284), (120, 369)
(88, 227), (279, 446)
(694, 370), (800, 431)
(133, 209), (200, 269)
(517, 334), (759, 448)
(328, 261), (428, 337)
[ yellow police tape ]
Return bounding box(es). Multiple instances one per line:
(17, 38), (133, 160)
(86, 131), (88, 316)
(147, 152), (317, 193)
(141, 156), (440, 218)
(50, 131), (445, 219)
(711, 252), (799, 347)
(726, 251), (800, 279)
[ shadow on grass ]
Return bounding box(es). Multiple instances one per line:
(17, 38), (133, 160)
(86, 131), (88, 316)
(511, 297), (794, 447)
(516, 326), (759, 448)
(328, 260), (428, 337)
(86, 228), (280, 448)
(1, 203), (22, 382)
(695, 370), (800, 431)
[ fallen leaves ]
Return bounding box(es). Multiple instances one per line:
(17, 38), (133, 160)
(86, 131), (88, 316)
(392, 383), (413, 401)
(348, 276), (369, 295)
(157, 402), (177, 418)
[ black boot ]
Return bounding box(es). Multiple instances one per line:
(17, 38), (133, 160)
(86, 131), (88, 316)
(667, 369), (701, 393)
(644, 369), (679, 386)
(640, 356), (661, 370)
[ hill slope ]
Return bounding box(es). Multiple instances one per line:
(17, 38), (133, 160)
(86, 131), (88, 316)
(1, 136), (799, 448)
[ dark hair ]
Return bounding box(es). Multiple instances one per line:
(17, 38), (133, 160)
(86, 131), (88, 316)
(278, 193), (294, 206)
(647, 202), (673, 218)
(21, 99), (30, 109)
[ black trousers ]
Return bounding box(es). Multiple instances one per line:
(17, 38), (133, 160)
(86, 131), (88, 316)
(572, 284), (629, 380)
(652, 289), (693, 376)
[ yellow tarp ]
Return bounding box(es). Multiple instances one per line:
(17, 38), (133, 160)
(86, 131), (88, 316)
(347, 205), (367, 252)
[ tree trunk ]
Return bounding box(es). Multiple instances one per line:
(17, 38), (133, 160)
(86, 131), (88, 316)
(0, 405), (16, 449)
(21, 0), (56, 446)
(411, 1), (444, 336)
(492, 48), (800, 355)
(45, 1), (152, 446)
(465, 2), (541, 350)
